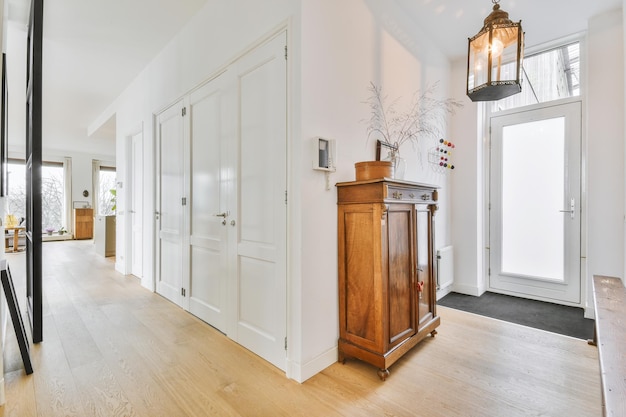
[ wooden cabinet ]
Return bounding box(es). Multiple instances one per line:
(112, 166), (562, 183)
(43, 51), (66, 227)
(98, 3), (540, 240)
(337, 178), (440, 380)
(74, 208), (94, 240)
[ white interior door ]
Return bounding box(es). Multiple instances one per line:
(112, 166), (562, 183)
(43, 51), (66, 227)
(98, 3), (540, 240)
(231, 33), (287, 371)
(188, 72), (233, 333)
(153, 32), (288, 371)
(130, 130), (143, 278)
(156, 100), (186, 306)
(490, 101), (582, 304)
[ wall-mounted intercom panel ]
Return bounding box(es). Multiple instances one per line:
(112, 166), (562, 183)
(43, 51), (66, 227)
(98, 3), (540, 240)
(312, 137), (336, 172)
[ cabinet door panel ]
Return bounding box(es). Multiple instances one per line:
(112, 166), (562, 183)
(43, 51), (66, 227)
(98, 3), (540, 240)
(387, 205), (416, 348)
(416, 207), (433, 329)
(340, 207), (383, 351)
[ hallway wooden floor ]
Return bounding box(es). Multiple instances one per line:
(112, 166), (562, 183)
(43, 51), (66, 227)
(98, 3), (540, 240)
(1, 240), (601, 416)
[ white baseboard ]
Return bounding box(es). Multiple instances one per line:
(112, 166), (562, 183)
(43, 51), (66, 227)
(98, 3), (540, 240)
(453, 283), (484, 297)
(286, 346), (337, 383)
(436, 284), (454, 300)
(42, 234), (74, 242)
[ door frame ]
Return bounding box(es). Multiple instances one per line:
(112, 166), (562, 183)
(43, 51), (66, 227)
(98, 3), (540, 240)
(154, 99), (187, 308)
(125, 123), (144, 278)
(486, 96), (587, 309)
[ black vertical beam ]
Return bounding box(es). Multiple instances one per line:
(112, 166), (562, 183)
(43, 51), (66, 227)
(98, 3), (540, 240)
(26, 0), (43, 344)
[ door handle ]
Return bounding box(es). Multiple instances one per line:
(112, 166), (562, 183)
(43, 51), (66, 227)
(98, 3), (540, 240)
(559, 198), (575, 219)
(214, 211), (229, 218)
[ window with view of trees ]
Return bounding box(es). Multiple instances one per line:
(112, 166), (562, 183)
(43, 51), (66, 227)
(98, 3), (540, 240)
(8, 160), (66, 232)
(98, 166), (116, 216)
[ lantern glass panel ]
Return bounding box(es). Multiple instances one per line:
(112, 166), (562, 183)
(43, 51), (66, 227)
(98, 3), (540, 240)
(490, 26), (519, 83)
(469, 31), (490, 91)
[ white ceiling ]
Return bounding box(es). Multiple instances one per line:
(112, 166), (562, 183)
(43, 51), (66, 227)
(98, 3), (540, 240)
(5, 0), (623, 156)
(7, 0), (209, 155)
(395, 0), (623, 58)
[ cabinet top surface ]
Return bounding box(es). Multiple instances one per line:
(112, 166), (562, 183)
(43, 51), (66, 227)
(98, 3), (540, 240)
(336, 177), (439, 189)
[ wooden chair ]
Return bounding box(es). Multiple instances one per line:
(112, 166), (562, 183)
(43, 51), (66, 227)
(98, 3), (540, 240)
(5, 217), (25, 252)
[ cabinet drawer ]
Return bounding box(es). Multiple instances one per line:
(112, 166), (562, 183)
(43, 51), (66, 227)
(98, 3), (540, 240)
(387, 186), (434, 204)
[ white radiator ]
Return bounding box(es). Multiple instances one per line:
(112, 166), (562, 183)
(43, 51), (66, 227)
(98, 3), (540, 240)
(437, 246), (454, 289)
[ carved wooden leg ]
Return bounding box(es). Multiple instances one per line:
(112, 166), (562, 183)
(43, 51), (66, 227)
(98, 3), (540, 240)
(377, 368), (390, 381)
(338, 351), (346, 364)
(430, 329), (438, 337)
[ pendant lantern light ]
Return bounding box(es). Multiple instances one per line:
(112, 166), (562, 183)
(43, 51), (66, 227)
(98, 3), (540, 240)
(467, 0), (524, 101)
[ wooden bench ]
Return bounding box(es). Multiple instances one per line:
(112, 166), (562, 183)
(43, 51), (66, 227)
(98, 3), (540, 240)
(590, 275), (626, 417)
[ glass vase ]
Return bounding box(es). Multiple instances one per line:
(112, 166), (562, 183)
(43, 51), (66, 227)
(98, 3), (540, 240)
(384, 152), (406, 180)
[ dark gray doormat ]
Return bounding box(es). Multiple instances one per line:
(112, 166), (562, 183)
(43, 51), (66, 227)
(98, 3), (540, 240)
(438, 291), (594, 340)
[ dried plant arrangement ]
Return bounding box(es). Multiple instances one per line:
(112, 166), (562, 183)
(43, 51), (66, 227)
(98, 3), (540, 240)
(365, 82), (463, 153)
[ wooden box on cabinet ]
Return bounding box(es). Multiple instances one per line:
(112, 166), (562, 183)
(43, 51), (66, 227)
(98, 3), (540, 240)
(74, 208), (94, 240)
(336, 178), (440, 380)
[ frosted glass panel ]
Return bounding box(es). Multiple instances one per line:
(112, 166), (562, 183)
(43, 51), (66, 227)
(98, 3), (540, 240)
(501, 117), (565, 281)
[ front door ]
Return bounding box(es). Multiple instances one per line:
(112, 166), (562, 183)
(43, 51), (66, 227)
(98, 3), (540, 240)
(490, 101), (582, 304)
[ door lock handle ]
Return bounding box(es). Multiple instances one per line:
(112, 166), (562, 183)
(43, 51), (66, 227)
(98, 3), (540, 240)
(214, 211), (229, 218)
(559, 198), (576, 219)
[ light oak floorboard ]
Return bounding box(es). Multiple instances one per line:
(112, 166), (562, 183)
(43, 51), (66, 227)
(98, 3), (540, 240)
(1, 240), (602, 416)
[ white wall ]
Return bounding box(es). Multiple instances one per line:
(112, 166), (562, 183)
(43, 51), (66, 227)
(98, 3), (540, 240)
(69, 155), (93, 209)
(104, 0), (455, 382)
(448, 58), (486, 296)
(587, 10), (625, 284)
(297, 0), (453, 381)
